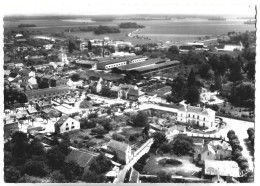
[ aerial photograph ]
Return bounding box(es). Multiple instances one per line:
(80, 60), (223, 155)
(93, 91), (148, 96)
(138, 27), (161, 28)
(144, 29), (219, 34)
(2, 0), (257, 183)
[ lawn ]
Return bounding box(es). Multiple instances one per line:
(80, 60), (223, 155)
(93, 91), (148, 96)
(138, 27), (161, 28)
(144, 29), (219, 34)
(148, 86), (172, 97)
(143, 153), (201, 177)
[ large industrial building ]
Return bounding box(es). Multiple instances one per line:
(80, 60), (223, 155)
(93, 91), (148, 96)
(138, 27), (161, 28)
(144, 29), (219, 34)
(96, 55), (148, 70)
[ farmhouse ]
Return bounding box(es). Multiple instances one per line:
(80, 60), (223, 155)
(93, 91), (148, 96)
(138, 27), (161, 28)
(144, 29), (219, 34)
(54, 115), (80, 133)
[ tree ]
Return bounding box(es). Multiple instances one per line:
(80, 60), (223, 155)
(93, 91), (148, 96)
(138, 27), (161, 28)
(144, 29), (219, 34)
(81, 170), (107, 183)
(171, 75), (187, 103)
(227, 130), (235, 139)
(142, 124), (150, 137)
(157, 171), (172, 183)
(68, 39), (78, 53)
(244, 60), (255, 80)
(46, 146), (66, 169)
(132, 111), (148, 127)
(89, 154), (113, 174)
(214, 75), (222, 92)
(187, 68), (196, 87)
(4, 166), (21, 183)
(168, 45), (179, 54)
(88, 40), (92, 51)
(171, 134), (194, 156)
(50, 170), (66, 183)
(27, 139), (45, 157)
(232, 144), (243, 152)
(236, 156), (248, 164)
(91, 127), (107, 136)
(229, 62), (243, 82)
(61, 161), (82, 182)
(152, 132), (167, 149)
(206, 69), (215, 80)
(247, 128), (254, 140)
(71, 73), (80, 82)
(10, 131), (29, 164)
(160, 142), (172, 153)
(112, 133), (125, 142)
(24, 159), (49, 177)
(240, 161), (249, 170)
(199, 63), (211, 79)
(185, 85), (200, 105)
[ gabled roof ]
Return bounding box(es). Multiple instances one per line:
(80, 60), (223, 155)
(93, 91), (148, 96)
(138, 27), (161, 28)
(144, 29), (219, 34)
(65, 149), (98, 168)
(127, 89), (144, 97)
(119, 84), (138, 90)
(110, 86), (121, 92)
(202, 144), (215, 155)
(50, 75), (61, 81)
(107, 139), (129, 153)
(54, 115), (70, 127)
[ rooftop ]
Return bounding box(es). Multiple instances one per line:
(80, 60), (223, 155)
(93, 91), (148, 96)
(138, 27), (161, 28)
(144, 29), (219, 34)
(65, 149), (98, 168)
(204, 160), (240, 177)
(107, 139), (129, 153)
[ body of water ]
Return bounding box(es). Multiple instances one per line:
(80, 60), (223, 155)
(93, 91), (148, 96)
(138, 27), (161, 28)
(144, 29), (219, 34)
(4, 18), (256, 45)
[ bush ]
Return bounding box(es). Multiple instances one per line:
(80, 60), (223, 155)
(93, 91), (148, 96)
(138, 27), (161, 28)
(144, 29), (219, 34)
(112, 133), (126, 142)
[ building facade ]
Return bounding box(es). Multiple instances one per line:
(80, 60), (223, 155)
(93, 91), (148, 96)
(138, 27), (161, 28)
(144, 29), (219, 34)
(177, 104), (216, 129)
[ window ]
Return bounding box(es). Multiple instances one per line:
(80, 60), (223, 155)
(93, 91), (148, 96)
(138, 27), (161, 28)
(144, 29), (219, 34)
(208, 152), (210, 156)
(66, 123), (68, 126)
(197, 116), (199, 119)
(197, 121), (199, 125)
(203, 118), (205, 121)
(72, 126), (75, 129)
(66, 127), (69, 130)
(72, 122), (74, 124)
(188, 114), (190, 117)
(193, 115), (195, 118)
(181, 114), (182, 117)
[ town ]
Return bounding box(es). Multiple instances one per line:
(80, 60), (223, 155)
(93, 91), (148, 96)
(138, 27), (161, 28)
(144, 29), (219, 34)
(3, 15), (256, 183)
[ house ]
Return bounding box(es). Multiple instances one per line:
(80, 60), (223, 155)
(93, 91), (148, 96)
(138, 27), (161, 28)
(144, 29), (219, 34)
(203, 160), (240, 181)
(200, 144), (216, 162)
(35, 100), (52, 111)
(4, 118), (19, 138)
(200, 87), (211, 102)
(177, 104), (216, 129)
(107, 139), (132, 164)
(220, 82), (233, 96)
(89, 77), (103, 94)
(208, 140), (232, 160)
(49, 75), (61, 87)
(54, 115), (80, 133)
(65, 149), (98, 172)
(42, 74), (53, 83)
(127, 88), (145, 101)
(110, 86), (122, 98)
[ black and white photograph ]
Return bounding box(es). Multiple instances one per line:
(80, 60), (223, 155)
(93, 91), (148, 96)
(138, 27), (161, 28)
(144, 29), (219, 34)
(1, 0), (258, 184)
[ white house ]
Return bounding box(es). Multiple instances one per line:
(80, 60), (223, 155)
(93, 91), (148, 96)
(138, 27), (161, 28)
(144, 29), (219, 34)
(177, 104), (216, 129)
(58, 51), (69, 64)
(54, 115), (80, 133)
(200, 87), (211, 102)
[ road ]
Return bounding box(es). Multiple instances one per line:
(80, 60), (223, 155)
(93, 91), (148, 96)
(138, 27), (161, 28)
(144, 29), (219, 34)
(216, 117), (254, 171)
(113, 139), (154, 183)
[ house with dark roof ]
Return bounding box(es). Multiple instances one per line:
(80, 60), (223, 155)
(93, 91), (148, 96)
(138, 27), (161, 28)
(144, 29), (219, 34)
(54, 115), (80, 133)
(49, 75), (62, 87)
(177, 104), (216, 129)
(107, 139), (132, 164)
(127, 89), (145, 101)
(220, 82), (233, 96)
(25, 86), (70, 102)
(65, 149), (98, 172)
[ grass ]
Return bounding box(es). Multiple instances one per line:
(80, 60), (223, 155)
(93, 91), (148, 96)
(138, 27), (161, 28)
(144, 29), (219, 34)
(148, 86), (172, 97)
(143, 153), (201, 176)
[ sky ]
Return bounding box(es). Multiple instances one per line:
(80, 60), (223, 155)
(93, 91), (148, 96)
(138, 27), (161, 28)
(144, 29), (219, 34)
(2, 0), (257, 16)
